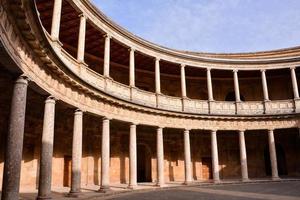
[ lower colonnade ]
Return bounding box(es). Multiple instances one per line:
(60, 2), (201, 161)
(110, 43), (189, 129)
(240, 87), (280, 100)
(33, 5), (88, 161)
(0, 75), (298, 199)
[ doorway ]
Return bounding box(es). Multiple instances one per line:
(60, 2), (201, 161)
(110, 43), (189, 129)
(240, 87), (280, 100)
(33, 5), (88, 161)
(202, 157), (212, 180)
(63, 155), (72, 187)
(137, 144), (152, 182)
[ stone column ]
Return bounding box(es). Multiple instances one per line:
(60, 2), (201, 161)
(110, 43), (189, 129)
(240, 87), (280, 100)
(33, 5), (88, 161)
(129, 48), (135, 87)
(290, 67), (299, 99)
(207, 68), (214, 101)
(156, 127), (164, 187)
(268, 129), (279, 180)
(238, 130), (249, 181)
(50, 0), (62, 41)
(100, 118), (110, 191)
(128, 123), (137, 189)
(233, 70), (241, 102)
(1, 76), (28, 200)
(155, 58), (161, 94)
(69, 109), (83, 197)
(77, 14), (86, 63)
(261, 70), (269, 101)
(181, 64), (187, 98)
(183, 129), (192, 184)
(211, 130), (220, 182)
(103, 34), (111, 77)
(37, 96), (56, 200)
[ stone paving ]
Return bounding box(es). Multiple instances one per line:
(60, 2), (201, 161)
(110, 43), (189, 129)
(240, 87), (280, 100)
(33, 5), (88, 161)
(1, 179), (299, 200)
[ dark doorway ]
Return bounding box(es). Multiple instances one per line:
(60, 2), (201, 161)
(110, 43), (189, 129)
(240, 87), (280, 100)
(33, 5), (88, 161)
(225, 91), (245, 101)
(202, 157), (212, 180)
(137, 144), (152, 182)
(63, 155), (72, 187)
(264, 143), (288, 176)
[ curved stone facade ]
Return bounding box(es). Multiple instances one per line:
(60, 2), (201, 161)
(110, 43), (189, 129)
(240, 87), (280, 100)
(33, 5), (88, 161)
(0, 0), (300, 199)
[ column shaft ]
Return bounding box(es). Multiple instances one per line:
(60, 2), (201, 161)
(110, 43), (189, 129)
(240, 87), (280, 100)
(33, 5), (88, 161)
(268, 130), (279, 180)
(100, 118), (110, 191)
(155, 58), (161, 94)
(129, 124), (137, 188)
(103, 35), (111, 77)
(239, 130), (249, 181)
(233, 70), (241, 102)
(37, 96), (56, 200)
(181, 65), (187, 98)
(156, 127), (164, 186)
(183, 130), (192, 184)
(207, 69), (214, 101)
(69, 109), (83, 196)
(291, 67), (299, 99)
(1, 76), (28, 200)
(261, 70), (269, 101)
(50, 0), (62, 40)
(77, 14), (86, 63)
(129, 49), (135, 87)
(211, 130), (220, 182)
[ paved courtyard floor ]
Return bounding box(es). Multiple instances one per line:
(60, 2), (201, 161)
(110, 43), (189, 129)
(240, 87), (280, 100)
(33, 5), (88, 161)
(1, 179), (299, 200)
(103, 181), (300, 200)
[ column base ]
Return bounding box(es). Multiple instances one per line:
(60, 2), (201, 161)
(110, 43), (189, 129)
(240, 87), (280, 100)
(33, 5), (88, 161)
(98, 185), (111, 193)
(36, 196), (52, 200)
(67, 190), (81, 198)
(127, 184), (138, 190)
(213, 179), (221, 184)
(156, 183), (166, 188)
(241, 178), (250, 182)
(272, 177), (281, 181)
(183, 181), (192, 185)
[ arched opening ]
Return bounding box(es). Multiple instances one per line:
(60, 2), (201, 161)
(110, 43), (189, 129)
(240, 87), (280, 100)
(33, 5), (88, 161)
(137, 144), (152, 182)
(225, 91), (245, 101)
(264, 143), (288, 176)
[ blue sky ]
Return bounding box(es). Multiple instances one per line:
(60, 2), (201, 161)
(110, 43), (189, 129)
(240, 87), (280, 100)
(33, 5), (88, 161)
(92, 0), (300, 53)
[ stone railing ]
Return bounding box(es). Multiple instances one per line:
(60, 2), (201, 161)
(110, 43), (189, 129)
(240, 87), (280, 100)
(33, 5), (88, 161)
(183, 99), (209, 114)
(237, 101), (264, 115)
(210, 101), (236, 115)
(105, 78), (131, 101)
(265, 100), (295, 114)
(157, 94), (182, 112)
(46, 34), (300, 116)
(131, 87), (157, 108)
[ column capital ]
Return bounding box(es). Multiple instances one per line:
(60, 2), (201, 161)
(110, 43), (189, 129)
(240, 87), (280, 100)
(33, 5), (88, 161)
(130, 122), (138, 126)
(211, 129), (218, 133)
(16, 74), (30, 85)
(268, 129), (275, 132)
(232, 69), (239, 73)
(78, 13), (87, 19)
(238, 129), (246, 133)
(45, 96), (56, 104)
(103, 116), (112, 121)
(129, 47), (135, 52)
(155, 57), (161, 62)
(206, 67), (212, 71)
(184, 129), (190, 132)
(103, 33), (112, 39)
(157, 126), (164, 130)
(260, 69), (266, 73)
(181, 64), (186, 68)
(290, 66), (296, 70)
(74, 109), (83, 115)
